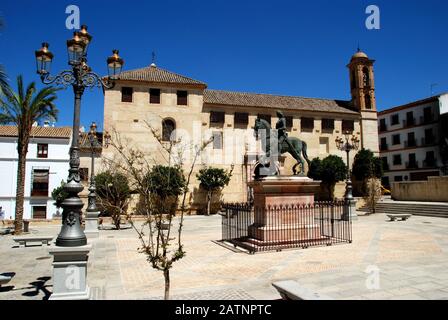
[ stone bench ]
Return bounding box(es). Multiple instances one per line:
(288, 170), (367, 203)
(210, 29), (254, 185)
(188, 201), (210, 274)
(13, 236), (54, 247)
(272, 280), (333, 300)
(387, 214), (411, 221)
(0, 275), (12, 287)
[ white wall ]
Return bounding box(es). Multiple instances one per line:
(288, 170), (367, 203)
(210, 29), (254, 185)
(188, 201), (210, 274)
(0, 136), (71, 220)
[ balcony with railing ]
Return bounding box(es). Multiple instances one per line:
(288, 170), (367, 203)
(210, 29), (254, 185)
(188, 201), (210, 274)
(406, 160), (419, 169)
(420, 114), (435, 125)
(404, 139), (417, 148)
(403, 118), (416, 128)
(421, 136), (436, 146)
(423, 158), (437, 168)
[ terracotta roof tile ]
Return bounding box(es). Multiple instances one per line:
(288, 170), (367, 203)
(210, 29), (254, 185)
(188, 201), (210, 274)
(0, 126), (72, 138)
(116, 65), (207, 87)
(204, 89), (358, 115)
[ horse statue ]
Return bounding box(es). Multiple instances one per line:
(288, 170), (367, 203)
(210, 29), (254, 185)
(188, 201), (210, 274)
(254, 117), (311, 176)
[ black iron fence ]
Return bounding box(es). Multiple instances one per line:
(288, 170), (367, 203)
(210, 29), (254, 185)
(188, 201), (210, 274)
(221, 201), (352, 253)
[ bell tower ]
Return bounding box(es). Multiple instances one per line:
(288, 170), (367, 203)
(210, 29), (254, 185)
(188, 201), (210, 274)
(348, 49), (376, 111)
(347, 50), (379, 153)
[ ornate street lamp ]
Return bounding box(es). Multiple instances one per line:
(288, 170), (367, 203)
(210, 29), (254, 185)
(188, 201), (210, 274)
(335, 132), (360, 201)
(35, 26), (124, 247)
(87, 122), (99, 213)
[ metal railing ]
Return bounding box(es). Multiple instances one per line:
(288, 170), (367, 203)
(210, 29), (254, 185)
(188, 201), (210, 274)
(221, 201), (352, 253)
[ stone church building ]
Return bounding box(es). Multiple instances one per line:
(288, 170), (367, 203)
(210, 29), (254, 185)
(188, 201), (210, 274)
(102, 50), (379, 210)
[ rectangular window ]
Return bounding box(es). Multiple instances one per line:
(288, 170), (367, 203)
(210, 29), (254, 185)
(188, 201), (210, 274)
(234, 112), (249, 125)
(393, 154), (402, 166)
(177, 90), (188, 106)
(321, 118), (335, 131)
(379, 118), (387, 132)
(149, 88), (161, 104)
(407, 153), (417, 169)
(285, 116), (293, 129)
(301, 117), (314, 131)
(31, 169), (49, 196)
(392, 134), (401, 145)
(121, 87), (133, 103)
(380, 137), (388, 151)
(391, 114), (399, 125)
(32, 206), (47, 219)
(79, 168), (89, 182)
(381, 157), (389, 171)
(406, 132), (416, 147)
(405, 111), (414, 126)
(37, 144), (48, 158)
(423, 106), (433, 123)
(212, 131), (222, 149)
(342, 120), (355, 133)
(394, 176), (403, 182)
(258, 114), (271, 125)
(210, 111), (225, 124)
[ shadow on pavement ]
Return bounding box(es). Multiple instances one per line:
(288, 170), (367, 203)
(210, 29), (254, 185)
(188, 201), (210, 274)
(22, 276), (52, 300)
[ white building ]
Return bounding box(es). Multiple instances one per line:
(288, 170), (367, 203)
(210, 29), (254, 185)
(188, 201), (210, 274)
(0, 126), (72, 220)
(378, 93), (448, 187)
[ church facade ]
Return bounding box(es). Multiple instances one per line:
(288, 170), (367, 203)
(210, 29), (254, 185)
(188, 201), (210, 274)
(102, 50), (379, 210)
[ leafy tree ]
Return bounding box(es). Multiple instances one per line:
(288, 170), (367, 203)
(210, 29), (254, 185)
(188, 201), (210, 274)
(352, 148), (383, 181)
(196, 167), (233, 215)
(0, 76), (59, 234)
(0, 66), (9, 97)
(51, 180), (68, 209)
(308, 155), (346, 199)
(95, 170), (132, 229)
(145, 165), (186, 200)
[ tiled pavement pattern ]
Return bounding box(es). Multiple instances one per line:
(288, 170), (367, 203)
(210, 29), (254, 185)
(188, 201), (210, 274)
(1, 213), (448, 300)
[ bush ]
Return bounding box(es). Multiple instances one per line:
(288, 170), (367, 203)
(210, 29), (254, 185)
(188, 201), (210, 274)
(95, 171), (132, 229)
(352, 149), (383, 195)
(308, 155), (346, 199)
(51, 180), (68, 209)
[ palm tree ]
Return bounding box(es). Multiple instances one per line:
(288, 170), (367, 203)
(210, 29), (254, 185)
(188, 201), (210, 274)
(0, 75), (59, 234)
(0, 66), (9, 97)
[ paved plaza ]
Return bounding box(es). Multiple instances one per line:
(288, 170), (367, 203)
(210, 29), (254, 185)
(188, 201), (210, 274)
(1, 213), (448, 300)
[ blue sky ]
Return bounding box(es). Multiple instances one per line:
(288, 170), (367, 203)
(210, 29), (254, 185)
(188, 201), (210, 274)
(1, 0), (447, 130)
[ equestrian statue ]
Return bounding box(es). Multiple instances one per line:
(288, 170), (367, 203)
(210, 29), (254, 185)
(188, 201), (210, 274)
(254, 111), (311, 177)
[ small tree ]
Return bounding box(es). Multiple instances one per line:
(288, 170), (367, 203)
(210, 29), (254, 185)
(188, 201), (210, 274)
(196, 167), (233, 215)
(51, 180), (68, 209)
(104, 123), (212, 300)
(95, 170), (132, 229)
(308, 155), (346, 200)
(363, 177), (382, 214)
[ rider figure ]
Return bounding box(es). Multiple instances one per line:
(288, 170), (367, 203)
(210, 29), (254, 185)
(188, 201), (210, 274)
(275, 110), (291, 151)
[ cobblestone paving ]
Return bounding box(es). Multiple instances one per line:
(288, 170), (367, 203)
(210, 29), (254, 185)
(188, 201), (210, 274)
(1, 213), (448, 300)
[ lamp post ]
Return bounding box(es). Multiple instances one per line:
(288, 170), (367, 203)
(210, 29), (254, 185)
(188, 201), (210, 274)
(35, 26), (124, 247)
(87, 122), (98, 213)
(335, 132), (360, 220)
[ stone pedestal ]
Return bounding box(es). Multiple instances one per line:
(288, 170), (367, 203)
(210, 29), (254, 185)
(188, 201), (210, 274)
(84, 211), (100, 238)
(247, 176), (321, 244)
(48, 244), (92, 300)
(342, 199), (358, 221)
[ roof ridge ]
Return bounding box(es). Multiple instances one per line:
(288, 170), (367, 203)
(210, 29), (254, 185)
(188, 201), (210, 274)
(119, 65), (206, 85)
(205, 89), (349, 103)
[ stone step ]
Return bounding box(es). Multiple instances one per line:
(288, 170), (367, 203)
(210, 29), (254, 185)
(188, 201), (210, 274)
(359, 202), (448, 218)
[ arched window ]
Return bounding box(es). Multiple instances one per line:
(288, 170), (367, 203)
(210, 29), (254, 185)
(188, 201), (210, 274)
(362, 67), (370, 87)
(351, 70), (356, 90)
(365, 94), (372, 109)
(162, 119), (175, 142)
